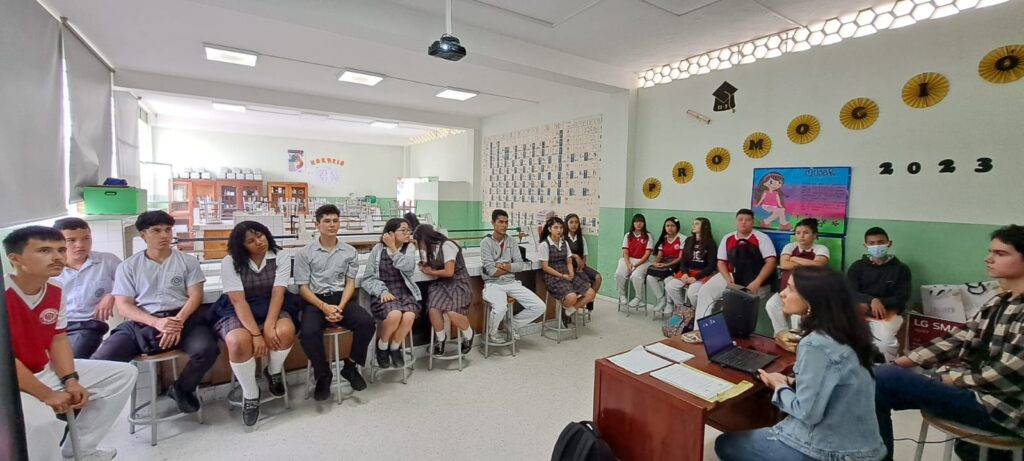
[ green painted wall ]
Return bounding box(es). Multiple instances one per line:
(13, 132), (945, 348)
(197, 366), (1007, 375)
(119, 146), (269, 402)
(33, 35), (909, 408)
(417, 200), (485, 247)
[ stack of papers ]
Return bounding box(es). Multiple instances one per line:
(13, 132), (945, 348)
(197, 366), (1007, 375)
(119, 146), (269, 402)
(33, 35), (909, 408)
(608, 346), (672, 375)
(651, 364), (739, 401)
(644, 342), (694, 363)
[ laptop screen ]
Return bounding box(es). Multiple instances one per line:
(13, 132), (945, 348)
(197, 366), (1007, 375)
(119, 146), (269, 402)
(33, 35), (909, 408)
(697, 312), (733, 358)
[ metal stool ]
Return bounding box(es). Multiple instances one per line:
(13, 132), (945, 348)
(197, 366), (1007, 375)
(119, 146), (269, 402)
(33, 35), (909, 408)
(304, 327), (354, 405)
(482, 297), (517, 358)
(428, 312), (465, 371)
(617, 278), (648, 317)
(128, 350), (204, 446)
(367, 326), (415, 384)
(914, 412), (1024, 461)
(542, 293), (580, 343)
(227, 357), (290, 415)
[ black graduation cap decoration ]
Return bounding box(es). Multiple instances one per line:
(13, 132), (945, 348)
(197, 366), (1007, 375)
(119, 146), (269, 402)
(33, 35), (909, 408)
(713, 81), (737, 112)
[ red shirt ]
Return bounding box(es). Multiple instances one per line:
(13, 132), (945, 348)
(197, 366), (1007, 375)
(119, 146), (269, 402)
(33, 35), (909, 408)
(4, 275), (66, 373)
(622, 232), (653, 260)
(657, 235), (684, 260)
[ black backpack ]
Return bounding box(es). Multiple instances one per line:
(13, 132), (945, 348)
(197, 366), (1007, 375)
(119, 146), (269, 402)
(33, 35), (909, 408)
(551, 421), (615, 461)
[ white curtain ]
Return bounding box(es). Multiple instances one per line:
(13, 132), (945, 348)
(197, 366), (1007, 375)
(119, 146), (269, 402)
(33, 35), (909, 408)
(114, 91), (140, 188)
(64, 29), (114, 201)
(0, 0), (65, 226)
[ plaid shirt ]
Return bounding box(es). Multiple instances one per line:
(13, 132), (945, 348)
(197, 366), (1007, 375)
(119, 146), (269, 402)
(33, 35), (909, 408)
(907, 292), (1024, 436)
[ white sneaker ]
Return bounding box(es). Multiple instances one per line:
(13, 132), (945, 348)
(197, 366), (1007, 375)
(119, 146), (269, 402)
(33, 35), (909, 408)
(619, 295), (629, 305)
(654, 297), (667, 310)
(628, 297), (640, 308)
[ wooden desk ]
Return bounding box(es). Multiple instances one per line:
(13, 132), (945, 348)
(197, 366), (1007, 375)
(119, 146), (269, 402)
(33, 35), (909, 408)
(593, 335), (796, 461)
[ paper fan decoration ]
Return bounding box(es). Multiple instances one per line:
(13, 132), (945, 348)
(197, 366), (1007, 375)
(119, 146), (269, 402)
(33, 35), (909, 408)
(642, 178), (662, 199)
(839, 98), (879, 130)
(787, 115), (820, 144)
(672, 161), (694, 184)
(705, 147), (730, 172)
(743, 132), (772, 158)
(978, 44), (1024, 84)
(902, 72), (949, 108)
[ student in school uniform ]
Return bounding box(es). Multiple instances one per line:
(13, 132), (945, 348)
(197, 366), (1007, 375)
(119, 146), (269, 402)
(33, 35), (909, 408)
(565, 213), (601, 311)
(480, 209), (547, 343)
(361, 218), (421, 368)
(414, 224), (475, 355)
(539, 216), (596, 325)
(765, 218), (830, 335)
(646, 217), (685, 315)
(210, 220), (299, 426)
(5, 226), (137, 461)
(664, 217), (718, 314)
(52, 217), (122, 359)
(616, 213), (654, 307)
(695, 209), (778, 320)
(92, 211), (218, 415)
(294, 204), (374, 400)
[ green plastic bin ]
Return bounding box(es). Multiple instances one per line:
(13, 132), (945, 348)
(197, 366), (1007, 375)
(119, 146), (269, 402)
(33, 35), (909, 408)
(82, 187), (147, 215)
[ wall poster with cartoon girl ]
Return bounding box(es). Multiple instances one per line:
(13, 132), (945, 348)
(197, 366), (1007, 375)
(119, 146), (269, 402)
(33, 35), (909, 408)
(750, 167), (852, 235)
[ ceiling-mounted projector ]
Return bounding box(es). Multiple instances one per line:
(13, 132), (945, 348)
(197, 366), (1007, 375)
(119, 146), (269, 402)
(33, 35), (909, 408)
(429, 34), (466, 61)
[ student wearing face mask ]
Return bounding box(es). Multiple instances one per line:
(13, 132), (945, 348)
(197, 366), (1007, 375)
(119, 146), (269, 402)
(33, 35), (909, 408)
(846, 227), (911, 361)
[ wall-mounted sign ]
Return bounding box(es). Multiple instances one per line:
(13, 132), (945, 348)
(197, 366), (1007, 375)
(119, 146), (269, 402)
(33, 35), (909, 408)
(742, 132), (772, 158)
(712, 81), (738, 112)
(287, 149), (304, 172)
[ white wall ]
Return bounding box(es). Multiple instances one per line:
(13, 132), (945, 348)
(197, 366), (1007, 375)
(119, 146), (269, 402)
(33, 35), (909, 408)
(153, 127), (404, 198)
(406, 129), (476, 190)
(632, 2), (1024, 225)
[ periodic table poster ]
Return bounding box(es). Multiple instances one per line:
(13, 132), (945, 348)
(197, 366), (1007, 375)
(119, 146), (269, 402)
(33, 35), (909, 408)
(482, 115), (602, 235)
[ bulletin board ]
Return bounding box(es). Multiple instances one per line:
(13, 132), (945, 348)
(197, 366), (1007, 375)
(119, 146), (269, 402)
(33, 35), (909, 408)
(751, 167), (851, 235)
(482, 115), (602, 234)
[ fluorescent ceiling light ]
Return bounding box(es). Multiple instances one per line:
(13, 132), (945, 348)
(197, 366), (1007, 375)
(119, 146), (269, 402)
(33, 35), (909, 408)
(435, 88), (477, 101)
(248, 106), (301, 116)
(370, 121), (398, 129)
(204, 44), (258, 67)
(338, 70), (385, 86)
(212, 102), (246, 112)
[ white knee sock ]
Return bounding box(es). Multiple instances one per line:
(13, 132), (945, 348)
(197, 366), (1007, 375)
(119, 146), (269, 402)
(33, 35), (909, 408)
(377, 339), (389, 350)
(434, 330), (447, 341)
(389, 341), (401, 350)
(460, 328), (473, 340)
(230, 358), (259, 399)
(267, 346), (292, 374)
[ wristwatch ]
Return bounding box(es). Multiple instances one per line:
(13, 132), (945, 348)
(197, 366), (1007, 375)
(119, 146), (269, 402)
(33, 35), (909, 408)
(60, 372), (80, 385)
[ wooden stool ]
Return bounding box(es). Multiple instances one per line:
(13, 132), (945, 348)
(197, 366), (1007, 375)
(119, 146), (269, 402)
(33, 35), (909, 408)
(482, 296), (517, 358)
(914, 412), (1024, 461)
(304, 327), (353, 405)
(128, 350), (203, 446)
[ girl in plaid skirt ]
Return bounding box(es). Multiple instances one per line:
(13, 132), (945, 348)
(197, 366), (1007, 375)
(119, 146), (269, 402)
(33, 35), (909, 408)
(414, 225), (475, 355)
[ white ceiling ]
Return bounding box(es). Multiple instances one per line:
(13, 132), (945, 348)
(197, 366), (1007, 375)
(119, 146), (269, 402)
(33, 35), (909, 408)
(39, 0), (888, 141)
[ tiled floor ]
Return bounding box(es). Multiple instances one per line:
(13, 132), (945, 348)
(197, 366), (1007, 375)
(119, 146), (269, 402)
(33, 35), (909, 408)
(98, 298), (954, 460)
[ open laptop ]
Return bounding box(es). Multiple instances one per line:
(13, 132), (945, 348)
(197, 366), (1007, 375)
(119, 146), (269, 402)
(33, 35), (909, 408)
(697, 312), (778, 375)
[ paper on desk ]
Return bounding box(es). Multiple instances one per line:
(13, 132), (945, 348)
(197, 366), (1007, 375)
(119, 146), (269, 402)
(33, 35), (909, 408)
(651, 364), (754, 402)
(608, 346), (672, 375)
(644, 342), (694, 363)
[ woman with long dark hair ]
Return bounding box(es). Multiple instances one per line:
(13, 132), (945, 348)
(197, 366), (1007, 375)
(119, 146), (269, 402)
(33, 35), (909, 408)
(646, 217), (684, 315)
(664, 217), (717, 323)
(211, 220), (300, 426)
(565, 213), (602, 310)
(539, 217), (595, 324)
(414, 224), (475, 356)
(615, 213), (653, 307)
(715, 266), (885, 461)
(361, 218), (421, 369)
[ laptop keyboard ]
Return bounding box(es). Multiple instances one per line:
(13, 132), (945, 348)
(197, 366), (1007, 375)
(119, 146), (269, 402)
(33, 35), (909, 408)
(717, 347), (772, 370)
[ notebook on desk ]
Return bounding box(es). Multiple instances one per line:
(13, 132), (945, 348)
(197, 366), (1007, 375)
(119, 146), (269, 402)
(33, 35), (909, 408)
(697, 312), (777, 376)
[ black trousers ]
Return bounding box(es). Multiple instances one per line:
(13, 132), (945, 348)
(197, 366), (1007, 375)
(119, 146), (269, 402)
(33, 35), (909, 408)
(66, 320), (109, 359)
(299, 293), (375, 380)
(91, 308), (219, 392)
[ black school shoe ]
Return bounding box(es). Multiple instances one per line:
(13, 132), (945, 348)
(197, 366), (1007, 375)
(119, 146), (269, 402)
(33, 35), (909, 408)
(432, 334), (447, 356)
(390, 348), (406, 368)
(313, 375), (332, 401)
(242, 391), (261, 426)
(167, 385), (200, 414)
(263, 368), (285, 397)
(375, 347), (391, 369)
(460, 334), (473, 355)
(340, 362), (367, 391)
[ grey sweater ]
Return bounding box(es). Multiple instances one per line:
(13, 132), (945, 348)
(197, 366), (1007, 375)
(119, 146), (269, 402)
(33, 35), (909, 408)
(359, 243), (422, 300)
(480, 233), (532, 285)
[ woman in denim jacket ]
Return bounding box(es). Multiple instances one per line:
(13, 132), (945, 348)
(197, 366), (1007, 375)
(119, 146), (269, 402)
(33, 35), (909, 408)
(716, 266), (886, 461)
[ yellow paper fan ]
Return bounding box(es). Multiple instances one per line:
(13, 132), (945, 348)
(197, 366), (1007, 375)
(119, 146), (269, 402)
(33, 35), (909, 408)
(672, 161), (694, 184)
(902, 72), (949, 108)
(642, 178), (662, 199)
(705, 147), (730, 172)
(839, 98), (879, 130)
(979, 44), (1024, 84)
(787, 115), (820, 144)
(742, 132), (772, 158)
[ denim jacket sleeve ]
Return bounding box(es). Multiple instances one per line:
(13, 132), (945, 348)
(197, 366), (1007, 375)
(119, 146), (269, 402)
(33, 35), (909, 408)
(772, 341), (841, 426)
(360, 244), (388, 298)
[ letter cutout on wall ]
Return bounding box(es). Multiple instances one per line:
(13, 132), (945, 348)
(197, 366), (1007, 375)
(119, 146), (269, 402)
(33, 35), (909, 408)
(839, 98), (879, 130)
(743, 132), (772, 158)
(787, 115), (820, 144)
(978, 44), (1024, 84)
(642, 177), (662, 199)
(672, 161), (694, 184)
(902, 72), (949, 108)
(705, 147), (730, 172)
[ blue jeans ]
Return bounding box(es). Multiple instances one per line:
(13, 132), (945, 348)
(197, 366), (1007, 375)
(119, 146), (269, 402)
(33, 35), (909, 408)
(716, 428), (816, 461)
(874, 364), (1010, 458)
